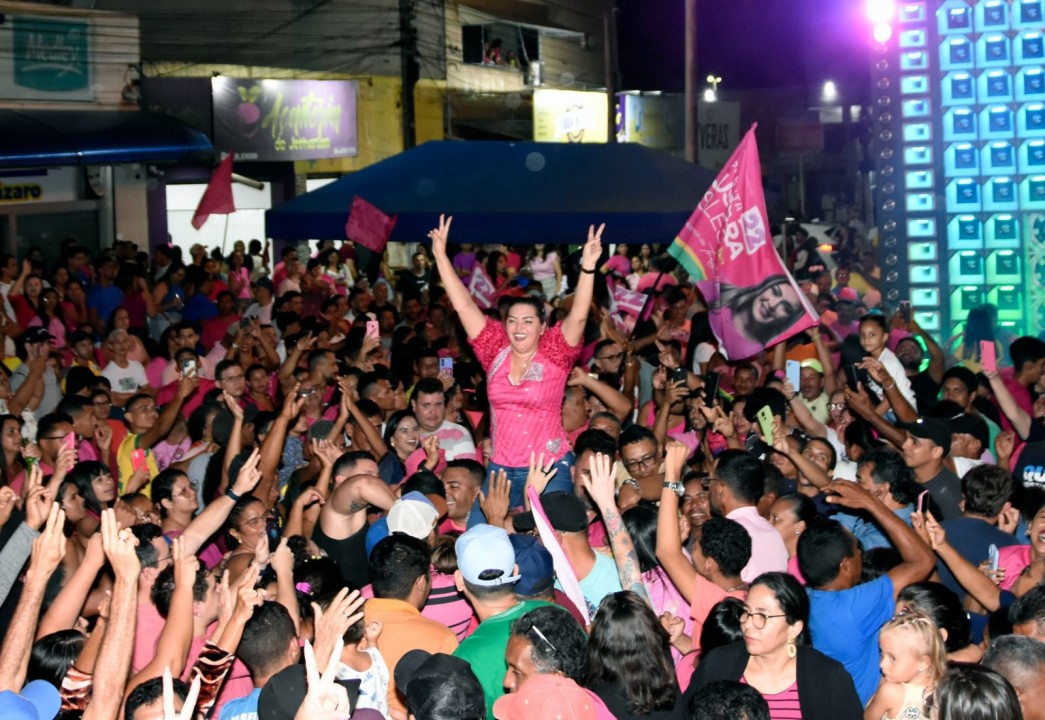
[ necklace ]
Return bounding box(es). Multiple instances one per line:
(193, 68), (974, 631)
(724, 582), (748, 593)
(508, 348), (537, 386)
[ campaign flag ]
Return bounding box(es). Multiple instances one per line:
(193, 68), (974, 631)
(191, 154), (236, 230)
(345, 196), (397, 253)
(608, 278), (649, 318)
(528, 487), (590, 625)
(467, 265), (498, 310)
(668, 125), (818, 359)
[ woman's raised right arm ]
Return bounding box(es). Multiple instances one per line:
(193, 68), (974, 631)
(429, 215), (486, 339)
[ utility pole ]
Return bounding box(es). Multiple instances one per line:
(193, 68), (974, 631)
(604, 4), (619, 142)
(399, 0), (418, 150)
(684, 0), (698, 163)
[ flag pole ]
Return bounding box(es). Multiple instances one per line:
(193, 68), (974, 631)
(221, 214), (230, 256)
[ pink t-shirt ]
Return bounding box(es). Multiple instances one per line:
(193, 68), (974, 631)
(603, 255), (630, 278)
(689, 573), (746, 656)
(132, 602), (165, 674)
(998, 544), (1031, 592)
(787, 555), (807, 586)
(470, 319), (581, 467)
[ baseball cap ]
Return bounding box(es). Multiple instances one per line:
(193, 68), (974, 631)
(455, 524), (521, 587)
(0, 681), (62, 720)
(22, 328), (52, 344)
(900, 417), (952, 456)
(949, 412), (989, 451)
(514, 492), (588, 534)
(387, 491), (443, 540)
(509, 534), (554, 597)
(492, 674), (596, 720)
(800, 358), (824, 374)
(211, 406), (260, 445)
(259, 664), (359, 720)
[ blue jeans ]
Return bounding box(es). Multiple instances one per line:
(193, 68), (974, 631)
(467, 452), (576, 528)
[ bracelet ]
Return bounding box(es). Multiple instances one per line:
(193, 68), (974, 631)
(225, 487), (242, 502)
(788, 394), (798, 402)
(580, 266), (596, 274)
(883, 381), (896, 391)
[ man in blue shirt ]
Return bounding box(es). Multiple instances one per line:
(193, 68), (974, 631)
(837, 448), (921, 551)
(220, 602), (300, 720)
(86, 255), (123, 336)
(799, 480), (935, 705)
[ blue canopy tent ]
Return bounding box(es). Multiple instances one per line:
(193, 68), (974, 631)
(265, 141), (717, 245)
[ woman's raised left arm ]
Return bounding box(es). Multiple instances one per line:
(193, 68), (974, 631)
(560, 224), (604, 347)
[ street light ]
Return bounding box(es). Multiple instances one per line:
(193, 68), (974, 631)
(822, 80), (838, 102)
(704, 74), (722, 103)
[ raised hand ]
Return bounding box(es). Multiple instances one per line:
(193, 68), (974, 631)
(29, 502), (66, 577)
(0, 486), (17, 528)
(231, 447), (263, 497)
(297, 640), (352, 720)
(270, 537), (294, 579)
(100, 508), (140, 582)
(281, 385), (307, 421)
(162, 666), (201, 720)
(823, 480), (876, 511)
(581, 452), (618, 511)
(663, 439), (688, 480)
(311, 438), (341, 469)
(479, 468), (511, 523)
(177, 371), (200, 400)
(224, 390), (244, 421)
(580, 223), (605, 271)
(427, 214), (454, 260)
(524, 452), (557, 498)
(24, 464), (54, 531)
(311, 587), (365, 668)
(421, 435), (441, 470)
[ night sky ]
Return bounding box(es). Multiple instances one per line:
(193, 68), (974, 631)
(616, 0), (871, 98)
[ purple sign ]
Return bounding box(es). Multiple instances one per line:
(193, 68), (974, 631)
(212, 77), (358, 162)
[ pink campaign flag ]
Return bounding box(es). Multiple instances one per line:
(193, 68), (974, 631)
(345, 196), (397, 253)
(191, 154), (235, 230)
(608, 278), (649, 318)
(668, 125), (818, 359)
(527, 487), (590, 626)
(467, 264), (498, 310)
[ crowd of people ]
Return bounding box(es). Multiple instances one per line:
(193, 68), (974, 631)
(0, 217), (1043, 720)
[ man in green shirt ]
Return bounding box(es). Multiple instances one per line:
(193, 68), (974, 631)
(453, 524), (552, 719)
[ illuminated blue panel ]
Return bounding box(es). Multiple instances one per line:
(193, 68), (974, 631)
(977, 34), (1012, 67)
(945, 142), (980, 176)
(986, 214), (1020, 248)
(1013, 0), (1044, 28)
(944, 108), (977, 140)
(1019, 140), (1045, 172)
(946, 178), (982, 211)
(1015, 32), (1045, 65)
(941, 72), (976, 105)
(904, 145), (934, 165)
(906, 192), (936, 212)
(901, 75), (930, 94)
(984, 176), (1019, 210)
(1020, 175), (1045, 208)
(947, 215), (983, 249)
(950, 252), (986, 283)
(979, 71), (1013, 102)
(898, 3), (927, 23)
(981, 141), (1017, 175)
(987, 250), (1022, 284)
(908, 241), (939, 261)
(937, 1), (974, 34)
(907, 218), (937, 238)
(899, 30), (928, 48)
(939, 37), (974, 70)
(905, 169), (935, 188)
(901, 50), (929, 69)
(982, 106), (1015, 139)
(903, 123), (932, 142)
(1017, 68), (1045, 101)
(1017, 104), (1045, 137)
(910, 265), (940, 284)
(975, 0), (1010, 30)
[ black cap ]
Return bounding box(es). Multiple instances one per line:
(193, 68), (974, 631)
(22, 327), (52, 344)
(900, 417), (952, 456)
(394, 650), (475, 697)
(950, 413), (989, 451)
(259, 664), (359, 720)
(513, 491), (588, 533)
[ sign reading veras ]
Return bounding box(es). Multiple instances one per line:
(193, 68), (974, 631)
(0, 16), (93, 101)
(213, 78), (358, 162)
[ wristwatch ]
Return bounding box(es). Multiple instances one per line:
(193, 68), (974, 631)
(663, 481), (684, 497)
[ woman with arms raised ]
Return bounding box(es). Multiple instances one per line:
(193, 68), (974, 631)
(430, 214), (603, 511)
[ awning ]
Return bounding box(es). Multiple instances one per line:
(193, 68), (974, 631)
(0, 109), (215, 169)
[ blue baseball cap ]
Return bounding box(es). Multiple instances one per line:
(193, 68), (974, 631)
(455, 524), (520, 587)
(0, 681), (61, 720)
(509, 534), (554, 597)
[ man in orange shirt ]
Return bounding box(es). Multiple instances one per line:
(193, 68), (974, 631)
(364, 534), (459, 717)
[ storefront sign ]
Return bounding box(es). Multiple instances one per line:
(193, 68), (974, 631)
(616, 93), (684, 150)
(213, 78), (358, 162)
(0, 167), (78, 205)
(696, 100), (741, 171)
(533, 89), (608, 143)
(0, 16), (93, 101)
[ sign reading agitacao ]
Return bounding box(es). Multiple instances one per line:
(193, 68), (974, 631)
(0, 16), (93, 101)
(212, 78), (358, 162)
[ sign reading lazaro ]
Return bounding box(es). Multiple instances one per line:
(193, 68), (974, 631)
(212, 78), (358, 162)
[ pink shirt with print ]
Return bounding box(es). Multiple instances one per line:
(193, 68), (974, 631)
(470, 319), (581, 467)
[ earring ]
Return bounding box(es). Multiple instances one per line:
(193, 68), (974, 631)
(787, 641), (797, 659)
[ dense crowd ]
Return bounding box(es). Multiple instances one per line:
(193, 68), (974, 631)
(0, 219), (1042, 720)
